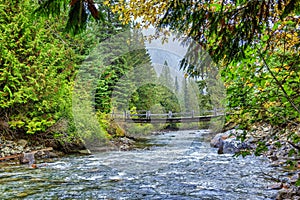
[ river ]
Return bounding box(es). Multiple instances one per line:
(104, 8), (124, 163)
(0, 130), (282, 199)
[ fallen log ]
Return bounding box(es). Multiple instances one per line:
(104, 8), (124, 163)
(0, 147), (53, 163)
(0, 153), (22, 161)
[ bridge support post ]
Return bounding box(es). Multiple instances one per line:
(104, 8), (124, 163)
(214, 108), (217, 116)
(168, 111), (172, 118)
(146, 111), (151, 119)
(111, 110), (115, 118)
(127, 111), (131, 119)
(192, 110), (194, 118)
(124, 110), (130, 121)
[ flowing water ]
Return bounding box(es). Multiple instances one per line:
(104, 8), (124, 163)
(0, 130), (282, 199)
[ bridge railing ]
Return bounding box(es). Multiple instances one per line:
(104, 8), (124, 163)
(110, 108), (225, 121)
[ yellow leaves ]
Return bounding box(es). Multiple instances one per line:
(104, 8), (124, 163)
(135, 23), (141, 29)
(9, 120), (25, 129)
(103, 0), (110, 6)
(273, 67), (281, 73)
(224, 82), (230, 88)
(286, 33), (292, 38)
(111, 7), (118, 13)
(257, 87), (263, 91)
(263, 101), (277, 109)
(284, 65), (290, 70)
(118, 15), (123, 21)
(108, 0), (171, 28)
(247, 83), (254, 87)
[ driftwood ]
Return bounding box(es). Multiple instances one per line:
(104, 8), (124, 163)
(0, 147), (53, 163)
(0, 153), (22, 161)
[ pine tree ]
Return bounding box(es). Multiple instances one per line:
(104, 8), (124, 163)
(159, 60), (174, 90)
(181, 77), (199, 113)
(94, 26), (154, 113)
(174, 76), (179, 93)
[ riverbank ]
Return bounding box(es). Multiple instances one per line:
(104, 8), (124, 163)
(211, 123), (300, 199)
(0, 133), (154, 165)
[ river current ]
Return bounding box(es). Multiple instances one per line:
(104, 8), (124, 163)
(0, 130), (281, 199)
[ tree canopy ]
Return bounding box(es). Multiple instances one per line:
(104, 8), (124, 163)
(36, 0), (104, 34)
(108, 0), (300, 64)
(106, 0), (300, 125)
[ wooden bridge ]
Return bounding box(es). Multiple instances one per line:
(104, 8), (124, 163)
(111, 109), (225, 124)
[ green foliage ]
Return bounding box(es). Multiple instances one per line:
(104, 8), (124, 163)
(159, 0), (300, 66)
(130, 83), (180, 114)
(223, 37), (300, 126)
(285, 159), (298, 170)
(236, 130), (247, 142)
(35, 0), (105, 34)
(110, 0), (300, 129)
(295, 178), (300, 187)
(95, 30), (152, 113)
(234, 150), (251, 158)
(0, 1), (79, 135)
(288, 132), (300, 144)
(159, 61), (174, 90)
(126, 123), (155, 136)
(254, 141), (268, 156)
(131, 84), (160, 111)
(181, 78), (200, 112)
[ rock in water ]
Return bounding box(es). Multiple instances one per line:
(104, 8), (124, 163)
(78, 149), (91, 155)
(210, 132), (230, 148)
(211, 129), (252, 154)
(19, 152), (35, 165)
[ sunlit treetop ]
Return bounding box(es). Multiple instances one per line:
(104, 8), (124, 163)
(104, 0), (169, 28)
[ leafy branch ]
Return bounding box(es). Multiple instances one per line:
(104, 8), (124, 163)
(258, 49), (300, 114)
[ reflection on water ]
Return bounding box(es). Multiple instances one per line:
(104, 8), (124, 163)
(0, 130), (281, 199)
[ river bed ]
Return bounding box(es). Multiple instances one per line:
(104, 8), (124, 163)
(0, 130), (282, 199)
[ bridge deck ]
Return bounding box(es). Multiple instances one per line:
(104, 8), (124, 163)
(124, 115), (224, 123)
(112, 109), (225, 124)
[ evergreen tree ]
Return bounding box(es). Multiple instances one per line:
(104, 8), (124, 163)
(94, 26), (154, 113)
(0, 0), (81, 135)
(181, 77), (199, 113)
(92, 2), (130, 113)
(174, 76), (179, 93)
(159, 61), (174, 90)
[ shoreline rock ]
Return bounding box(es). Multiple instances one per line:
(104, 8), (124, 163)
(0, 134), (144, 165)
(210, 129), (253, 154)
(211, 124), (300, 199)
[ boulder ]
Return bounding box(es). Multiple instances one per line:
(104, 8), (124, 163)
(19, 152), (35, 164)
(210, 132), (231, 148)
(211, 129), (252, 154)
(219, 138), (251, 154)
(78, 149), (91, 155)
